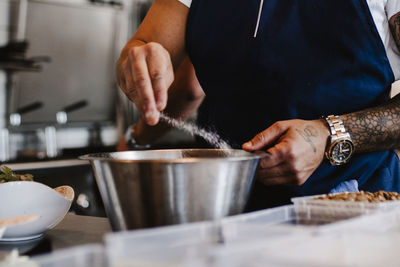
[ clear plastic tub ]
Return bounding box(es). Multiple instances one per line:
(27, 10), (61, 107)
(105, 222), (219, 267)
(106, 203), (400, 267)
(222, 203), (358, 226)
(104, 206), (318, 267)
(291, 194), (400, 223)
(292, 194), (400, 210)
(254, 231), (400, 267)
(221, 205), (296, 225)
(317, 207), (400, 234)
(32, 244), (106, 267)
(204, 224), (400, 267)
(105, 225), (309, 267)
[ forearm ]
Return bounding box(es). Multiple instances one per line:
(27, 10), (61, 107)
(341, 93), (400, 153)
(115, 0), (189, 126)
(117, 0), (188, 73)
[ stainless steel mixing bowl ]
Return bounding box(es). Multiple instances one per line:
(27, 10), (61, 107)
(80, 149), (263, 231)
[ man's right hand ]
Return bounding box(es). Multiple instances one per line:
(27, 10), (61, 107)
(118, 42), (174, 126)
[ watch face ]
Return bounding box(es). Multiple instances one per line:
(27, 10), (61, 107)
(331, 139), (354, 164)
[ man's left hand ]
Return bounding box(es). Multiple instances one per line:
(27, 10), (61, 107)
(242, 119), (330, 186)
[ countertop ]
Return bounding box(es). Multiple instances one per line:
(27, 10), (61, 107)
(0, 214), (111, 256)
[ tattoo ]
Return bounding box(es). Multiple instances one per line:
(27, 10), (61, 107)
(296, 125), (319, 153)
(342, 94), (400, 153)
(389, 12), (400, 51)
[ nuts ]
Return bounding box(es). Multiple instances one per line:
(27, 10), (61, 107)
(314, 190), (400, 202)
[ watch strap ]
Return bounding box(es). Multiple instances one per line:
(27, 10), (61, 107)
(324, 115), (354, 165)
(325, 115), (351, 140)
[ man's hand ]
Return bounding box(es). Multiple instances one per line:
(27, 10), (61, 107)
(116, 0), (189, 125)
(118, 42), (174, 126)
(242, 119), (330, 186)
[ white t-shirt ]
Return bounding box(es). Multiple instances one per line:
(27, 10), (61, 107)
(178, 0), (400, 80)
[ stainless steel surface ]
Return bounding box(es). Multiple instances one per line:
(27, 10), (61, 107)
(8, 0), (28, 42)
(10, 0), (124, 124)
(6, 124), (118, 160)
(44, 126), (57, 158)
(0, 0), (153, 161)
(0, 128), (10, 161)
(81, 149), (263, 231)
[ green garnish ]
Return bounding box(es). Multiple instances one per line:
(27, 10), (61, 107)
(0, 166), (34, 183)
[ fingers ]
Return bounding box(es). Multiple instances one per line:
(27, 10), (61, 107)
(259, 142), (290, 168)
(121, 42), (174, 125)
(257, 175), (298, 186)
(257, 162), (307, 186)
(255, 143), (303, 185)
(243, 119), (326, 187)
(147, 44), (174, 111)
(242, 121), (288, 151)
(130, 49), (159, 124)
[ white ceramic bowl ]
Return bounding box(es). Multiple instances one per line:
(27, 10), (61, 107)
(0, 181), (74, 241)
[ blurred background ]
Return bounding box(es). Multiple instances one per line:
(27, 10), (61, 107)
(0, 0), (162, 163)
(0, 0), (171, 217)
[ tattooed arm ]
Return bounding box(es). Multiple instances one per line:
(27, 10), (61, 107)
(342, 93), (400, 152)
(341, 11), (400, 152)
(242, 93), (400, 186)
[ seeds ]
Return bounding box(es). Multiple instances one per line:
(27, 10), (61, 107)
(314, 190), (400, 202)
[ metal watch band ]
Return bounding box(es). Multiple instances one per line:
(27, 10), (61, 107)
(325, 115), (350, 139)
(125, 124), (151, 150)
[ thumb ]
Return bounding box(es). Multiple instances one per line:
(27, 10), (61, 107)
(242, 122), (288, 151)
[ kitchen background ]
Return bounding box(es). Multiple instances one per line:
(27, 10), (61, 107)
(0, 0), (196, 217)
(0, 0), (197, 163)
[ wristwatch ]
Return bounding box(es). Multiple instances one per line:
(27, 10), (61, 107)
(324, 115), (355, 165)
(125, 124), (151, 150)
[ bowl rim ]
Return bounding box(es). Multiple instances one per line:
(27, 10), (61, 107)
(79, 149), (266, 163)
(0, 181), (73, 203)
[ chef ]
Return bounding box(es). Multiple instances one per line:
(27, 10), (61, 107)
(117, 0), (400, 209)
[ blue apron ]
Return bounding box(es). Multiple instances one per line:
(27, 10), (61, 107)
(185, 0), (400, 209)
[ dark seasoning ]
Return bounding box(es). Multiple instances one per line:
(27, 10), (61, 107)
(314, 190), (400, 202)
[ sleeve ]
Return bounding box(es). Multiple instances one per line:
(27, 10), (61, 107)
(177, 0), (191, 8)
(386, 0), (400, 20)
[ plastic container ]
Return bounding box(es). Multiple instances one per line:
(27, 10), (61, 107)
(317, 207), (400, 234)
(32, 244), (106, 267)
(222, 203), (355, 226)
(292, 194), (400, 210)
(105, 224), (308, 267)
(291, 194), (400, 223)
(106, 203), (400, 267)
(105, 222), (219, 267)
(104, 206), (317, 267)
(254, 231), (400, 267)
(221, 205), (296, 225)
